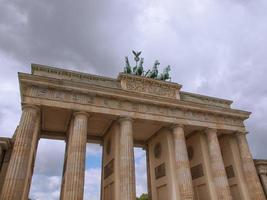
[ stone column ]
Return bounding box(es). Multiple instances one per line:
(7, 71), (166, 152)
(236, 133), (266, 200)
(259, 174), (267, 197)
(60, 111), (89, 200)
(228, 136), (250, 200)
(119, 117), (136, 200)
(0, 105), (40, 200)
(206, 128), (232, 200)
(172, 125), (194, 199)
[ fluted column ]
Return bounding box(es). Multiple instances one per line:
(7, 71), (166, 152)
(236, 133), (265, 200)
(172, 125), (194, 199)
(259, 174), (267, 197)
(61, 111), (89, 200)
(0, 105), (40, 200)
(119, 117), (136, 200)
(206, 128), (232, 200)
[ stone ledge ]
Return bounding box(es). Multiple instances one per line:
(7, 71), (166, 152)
(181, 92), (233, 109)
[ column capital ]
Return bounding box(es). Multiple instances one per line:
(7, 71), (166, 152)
(73, 111), (90, 118)
(118, 116), (133, 123)
(235, 131), (248, 136)
(171, 124), (184, 129)
(22, 104), (40, 113)
(205, 128), (217, 134)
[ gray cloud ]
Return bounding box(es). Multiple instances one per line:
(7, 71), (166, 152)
(33, 139), (65, 176)
(1, 0), (267, 197)
(0, 0), (141, 76)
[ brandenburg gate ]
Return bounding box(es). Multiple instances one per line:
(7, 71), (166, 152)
(0, 62), (266, 200)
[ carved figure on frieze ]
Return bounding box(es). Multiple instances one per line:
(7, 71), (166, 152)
(157, 65), (171, 81)
(124, 56), (132, 74)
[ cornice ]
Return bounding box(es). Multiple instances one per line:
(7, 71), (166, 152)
(31, 63), (118, 81)
(181, 91), (233, 107)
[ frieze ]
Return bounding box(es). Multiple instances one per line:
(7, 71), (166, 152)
(25, 86), (244, 127)
(118, 73), (181, 100)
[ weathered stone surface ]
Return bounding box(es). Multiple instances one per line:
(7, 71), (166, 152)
(60, 111), (89, 200)
(0, 105), (40, 200)
(119, 117), (136, 200)
(172, 125), (194, 199)
(254, 159), (267, 198)
(206, 128), (232, 200)
(237, 134), (266, 200)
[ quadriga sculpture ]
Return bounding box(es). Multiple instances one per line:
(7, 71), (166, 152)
(123, 50), (171, 81)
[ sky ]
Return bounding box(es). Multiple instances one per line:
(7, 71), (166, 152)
(1, 0), (267, 199)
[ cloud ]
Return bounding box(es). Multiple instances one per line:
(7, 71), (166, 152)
(135, 148), (148, 197)
(86, 143), (102, 157)
(33, 139), (65, 176)
(84, 168), (102, 200)
(0, 52), (22, 137)
(0, 0), (142, 77)
(29, 168), (102, 200)
(29, 175), (61, 200)
(29, 140), (103, 199)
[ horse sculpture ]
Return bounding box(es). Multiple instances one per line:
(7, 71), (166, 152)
(133, 58), (144, 76)
(124, 56), (132, 74)
(146, 60), (160, 79)
(157, 65), (171, 81)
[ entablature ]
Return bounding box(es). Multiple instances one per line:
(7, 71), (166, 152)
(31, 64), (234, 109)
(19, 68), (251, 133)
